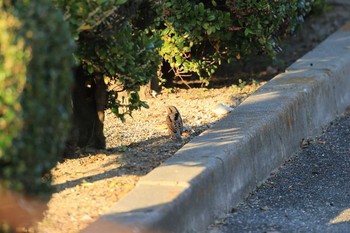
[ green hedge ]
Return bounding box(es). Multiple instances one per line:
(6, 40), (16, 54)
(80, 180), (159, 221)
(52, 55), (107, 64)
(0, 0), (75, 199)
(54, 0), (161, 120)
(53, 0), (324, 123)
(0, 3), (28, 161)
(157, 0), (321, 83)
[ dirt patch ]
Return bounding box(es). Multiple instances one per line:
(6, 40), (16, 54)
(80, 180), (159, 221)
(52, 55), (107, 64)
(37, 3), (350, 233)
(38, 84), (261, 233)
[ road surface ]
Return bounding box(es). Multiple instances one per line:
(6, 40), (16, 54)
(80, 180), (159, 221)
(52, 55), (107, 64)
(208, 111), (350, 233)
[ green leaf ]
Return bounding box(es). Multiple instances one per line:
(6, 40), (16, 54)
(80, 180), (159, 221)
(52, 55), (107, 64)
(140, 101), (149, 109)
(202, 23), (209, 30)
(183, 46), (190, 52)
(198, 2), (205, 14)
(244, 28), (254, 36)
(87, 65), (94, 74)
(116, 0), (128, 5)
(207, 27), (213, 35)
(207, 14), (216, 21)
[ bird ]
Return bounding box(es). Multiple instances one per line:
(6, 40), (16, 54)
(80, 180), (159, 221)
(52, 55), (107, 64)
(166, 106), (183, 140)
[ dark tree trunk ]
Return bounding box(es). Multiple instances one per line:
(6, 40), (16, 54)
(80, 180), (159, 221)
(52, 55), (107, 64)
(65, 66), (107, 156)
(93, 73), (107, 149)
(139, 60), (175, 99)
(162, 61), (175, 89)
(139, 75), (161, 99)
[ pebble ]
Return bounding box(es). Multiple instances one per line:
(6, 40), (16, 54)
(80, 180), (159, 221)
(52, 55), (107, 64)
(212, 103), (234, 115)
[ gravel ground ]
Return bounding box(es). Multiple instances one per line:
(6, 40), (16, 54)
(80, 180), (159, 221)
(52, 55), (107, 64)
(208, 111), (350, 233)
(37, 85), (262, 233)
(36, 2), (350, 233)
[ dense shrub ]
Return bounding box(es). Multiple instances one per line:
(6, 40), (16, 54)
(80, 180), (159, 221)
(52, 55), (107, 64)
(49, 1), (163, 149)
(0, 3), (28, 161)
(54, 0), (161, 120)
(157, 0), (320, 84)
(0, 0), (75, 199)
(52, 0), (323, 121)
(156, 0), (232, 83)
(48, 0), (324, 150)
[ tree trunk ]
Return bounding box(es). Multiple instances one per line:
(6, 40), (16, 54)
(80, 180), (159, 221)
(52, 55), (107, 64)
(65, 66), (107, 156)
(162, 61), (175, 89)
(93, 74), (107, 149)
(139, 60), (175, 99)
(139, 75), (161, 99)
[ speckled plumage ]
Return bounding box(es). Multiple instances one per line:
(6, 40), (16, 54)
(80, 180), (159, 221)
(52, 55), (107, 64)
(166, 106), (183, 139)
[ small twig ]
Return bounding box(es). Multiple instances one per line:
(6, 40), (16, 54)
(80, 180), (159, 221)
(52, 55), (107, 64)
(172, 68), (192, 89)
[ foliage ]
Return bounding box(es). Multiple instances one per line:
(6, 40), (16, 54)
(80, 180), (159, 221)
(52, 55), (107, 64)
(54, 0), (162, 120)
(157, 0), (321, 84)
(157, 0), (232, 83)
(308, 0), (328, 15)
(80, 23), (161, 121)
(51, 0), (325, 123)
(0, 3), (27, 161)
(0, 0), (75, 198)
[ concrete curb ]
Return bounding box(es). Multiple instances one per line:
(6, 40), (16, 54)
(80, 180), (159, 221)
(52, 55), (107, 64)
(83, 23), (350, 233)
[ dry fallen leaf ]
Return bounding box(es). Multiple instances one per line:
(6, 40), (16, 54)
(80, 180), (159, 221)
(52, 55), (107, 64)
(80, 180), (94, 187)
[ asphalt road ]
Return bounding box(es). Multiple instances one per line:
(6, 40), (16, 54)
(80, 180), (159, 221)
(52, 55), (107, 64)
(208, 111), (350, 233)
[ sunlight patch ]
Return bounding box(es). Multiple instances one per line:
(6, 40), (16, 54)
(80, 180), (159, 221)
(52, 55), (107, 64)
(329, 208), (350, 224)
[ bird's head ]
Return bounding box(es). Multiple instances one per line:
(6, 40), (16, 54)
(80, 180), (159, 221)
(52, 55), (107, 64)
(166, 106), (178, 114)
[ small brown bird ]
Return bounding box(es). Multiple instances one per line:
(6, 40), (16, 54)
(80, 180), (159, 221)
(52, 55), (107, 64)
(166, 106), (183, 140)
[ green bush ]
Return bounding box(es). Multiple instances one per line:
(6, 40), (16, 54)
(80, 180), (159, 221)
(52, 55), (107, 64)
(49, 0), (324, 149)
(0, 0), (75, 199)
(157, 0), (232, 82)
(52, 0), (324, 121)
(157, 0), (321, 84)
(54, 0), (162, 120)
(0, 4), (28, 161)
